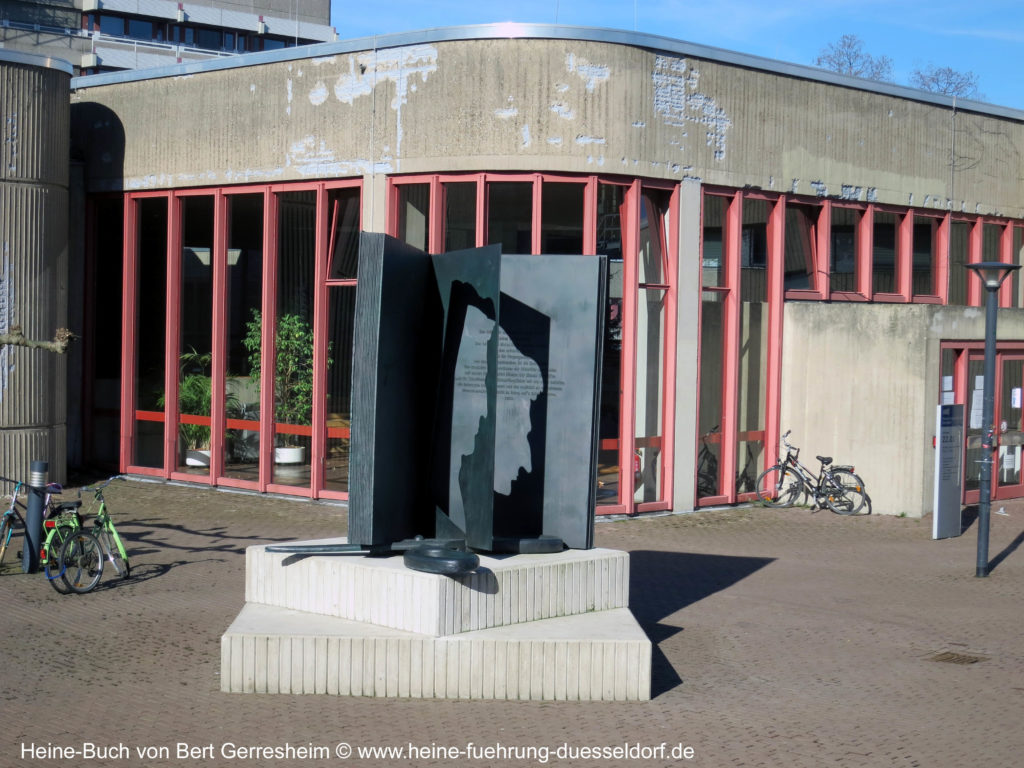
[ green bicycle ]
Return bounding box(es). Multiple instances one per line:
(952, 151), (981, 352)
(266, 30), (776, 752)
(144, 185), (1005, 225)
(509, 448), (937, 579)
(2, 476), (83, 592)
(59, 476), (131, 594)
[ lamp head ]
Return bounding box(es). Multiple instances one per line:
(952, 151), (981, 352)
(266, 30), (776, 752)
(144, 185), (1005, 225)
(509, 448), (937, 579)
(966, 261), (1021, 290)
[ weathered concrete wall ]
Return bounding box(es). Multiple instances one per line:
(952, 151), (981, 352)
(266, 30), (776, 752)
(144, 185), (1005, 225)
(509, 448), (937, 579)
(782, 303), (1024, 517)
(70, 36), (1024, 218)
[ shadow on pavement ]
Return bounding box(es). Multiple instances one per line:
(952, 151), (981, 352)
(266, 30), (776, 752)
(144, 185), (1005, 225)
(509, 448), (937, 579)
(629, 550), (774, 697)
(988, 528), (1024, 573)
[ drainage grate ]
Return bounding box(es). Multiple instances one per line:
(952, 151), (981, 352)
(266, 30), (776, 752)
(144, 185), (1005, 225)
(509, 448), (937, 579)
(928, 651), (988, 665)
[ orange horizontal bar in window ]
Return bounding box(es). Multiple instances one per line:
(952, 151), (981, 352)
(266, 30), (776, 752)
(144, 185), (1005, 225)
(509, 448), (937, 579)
(135, 410), (165, 422)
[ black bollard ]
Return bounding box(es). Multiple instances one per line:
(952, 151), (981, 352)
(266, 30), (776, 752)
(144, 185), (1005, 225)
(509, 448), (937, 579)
(21, 460), (48, 574)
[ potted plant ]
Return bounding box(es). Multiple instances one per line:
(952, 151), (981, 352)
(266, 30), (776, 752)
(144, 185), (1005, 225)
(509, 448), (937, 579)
(158, 348), (214, 466)
(243, 309), (325, 464)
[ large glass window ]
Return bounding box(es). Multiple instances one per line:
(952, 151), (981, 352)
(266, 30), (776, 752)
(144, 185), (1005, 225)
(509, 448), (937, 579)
(872, 211), (899, 295)
(541, 183), (584, 254)
(89, 197), (124, 467)
(272, 191), (317, 488)
(698, 194), (727, 499)
(487, 182), (532, 253)
(398, 183), (430, 252)
(784, 202), (818, 291)
(133, 198), (168, 469)
(948, 220), (971, 305)
(737, 199), (769, 493)
(444, 182), (476, 251)
(830, 206), (861, 293)
(912, 215), (939, 297)
(177, 196), (215, 476)
(223, 194), (264, 483)
(596, 183), (626, 505)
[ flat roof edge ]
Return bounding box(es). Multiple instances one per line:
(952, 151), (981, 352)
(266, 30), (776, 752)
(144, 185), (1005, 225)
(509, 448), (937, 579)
(1, 48), (74, 76)
(70, 23), (1023, 121)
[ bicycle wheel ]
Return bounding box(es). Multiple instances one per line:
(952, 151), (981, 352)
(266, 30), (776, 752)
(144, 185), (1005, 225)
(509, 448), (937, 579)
(103, 525), (131, 579)
(44, 525), (76, 594)
(830, 469), (870, 515)
(0, 517), (12, 565)
(755, 465), (806, 507)
(820, 474), (862, 516)
(60, 529), (103, 594)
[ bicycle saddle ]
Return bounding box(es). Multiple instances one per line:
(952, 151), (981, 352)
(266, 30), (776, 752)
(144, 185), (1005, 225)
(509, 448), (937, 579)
(816, 455), (832, 464)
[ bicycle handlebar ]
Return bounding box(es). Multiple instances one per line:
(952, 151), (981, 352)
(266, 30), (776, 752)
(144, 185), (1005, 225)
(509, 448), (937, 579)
(79, 475), (126, 495)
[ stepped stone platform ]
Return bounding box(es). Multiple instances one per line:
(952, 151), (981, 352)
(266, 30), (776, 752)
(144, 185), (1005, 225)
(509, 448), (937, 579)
(221, 539), (651, 701)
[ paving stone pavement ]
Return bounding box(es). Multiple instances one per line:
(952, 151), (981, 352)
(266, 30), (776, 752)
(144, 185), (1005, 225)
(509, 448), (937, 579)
(2, 478), (1023, 768)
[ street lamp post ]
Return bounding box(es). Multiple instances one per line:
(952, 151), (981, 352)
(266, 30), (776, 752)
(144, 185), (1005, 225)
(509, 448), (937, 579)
(965, 261), (1021, 577)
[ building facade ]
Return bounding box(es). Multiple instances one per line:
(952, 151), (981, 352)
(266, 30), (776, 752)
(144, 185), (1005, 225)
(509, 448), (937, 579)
(53, 26), (1024, 516)
(1, 0), (334, 73)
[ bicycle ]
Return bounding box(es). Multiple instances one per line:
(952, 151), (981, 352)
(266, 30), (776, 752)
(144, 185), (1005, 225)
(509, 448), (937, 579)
(696, 426), (720, 497)
(755, 431), (869, 515)
(59, 476), (131, 594)
(1, 476), (83, 592)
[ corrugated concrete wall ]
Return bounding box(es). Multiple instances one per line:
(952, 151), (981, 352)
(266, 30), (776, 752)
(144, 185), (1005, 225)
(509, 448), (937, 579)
(71, 37), (1024, 218)
(1, 54), (71, 484)
(781, 303), (1024, 517)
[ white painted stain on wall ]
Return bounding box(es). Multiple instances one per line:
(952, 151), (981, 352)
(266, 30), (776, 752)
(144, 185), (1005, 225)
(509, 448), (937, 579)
(550, 103), (575, 120)
(286, 79), (293, 115)
(566, 53), (610, 92)
(329, 44), (438, 157)
(575, 135), (606, 146)
(308, 81), (329, 106)
(652, 56), (731, 161)
(0, 243), (12, 403)
(4, 113), (17, 174)
(286, 135), (394, 176)
(495, 106), (519, 119)
(521, 125), (531, 148)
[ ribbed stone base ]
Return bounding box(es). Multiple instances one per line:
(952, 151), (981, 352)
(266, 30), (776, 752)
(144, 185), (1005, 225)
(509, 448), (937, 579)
(221, 539), (651, 701)
(221, 603), (650, 700)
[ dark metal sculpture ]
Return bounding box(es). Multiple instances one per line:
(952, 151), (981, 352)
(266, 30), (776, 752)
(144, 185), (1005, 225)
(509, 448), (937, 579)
(268, 233), (606, 573)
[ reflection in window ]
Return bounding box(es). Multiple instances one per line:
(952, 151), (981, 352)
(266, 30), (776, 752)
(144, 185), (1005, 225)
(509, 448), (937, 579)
(223, 194), (264, 482)
(784, 203), (818, 291)
(639, 188), (672, 285)
(741, 199), (768, 302)
(1013, 227), (1023, 307)
(444, 182), (476, 251)
(328, 187), (360, 279)
(596, 184), (625, 504)
(702, 195), (726, 288)
(398, 183), (430, 252)
(133, 198), (168, 469)
(541, 183), (584, 254)
(488, 182), (532, 253)
(738, 199), (768, 491)
(948, 221), (971, 305)
(325, 287), (356, 492)
(912, 215), (939, 297)
(982, 222), (1002, 262)
(830, 206), (860, 292)
(872, 211), (898, 294)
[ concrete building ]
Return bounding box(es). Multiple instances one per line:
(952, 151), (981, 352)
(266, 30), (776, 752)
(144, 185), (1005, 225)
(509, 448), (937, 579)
(1, 0), (335, 73)
(8, 25), (1024, 517)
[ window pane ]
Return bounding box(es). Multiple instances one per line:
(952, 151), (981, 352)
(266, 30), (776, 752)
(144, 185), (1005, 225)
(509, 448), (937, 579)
(965, 356), (984, 492)
(1013, 227), (1023, 308)
(912, 215), (938, 296)
(872, 211), (898, 294)
(327, 187), (360, 279)
(702, 195), (726, 288)
(737, 254), (768, 493)
(272, 191), (316, 487)
(541, 183), (584, 254)
(133, 198), (167, 468)
(596, 184), (625, 504)
(635, 288), (665, 503)
(97, 14), (124, 35)
(397, 183), (430, 251)
(784, 202), (819, 290)
(948, 221), (971, 305)
(90, 197), (124, 465)
(639, 188), (672, 285)
(178, 196), (215, 475)
(830, 206), (861, 292)
(127, 18), (153, 40)
(487, 182), (532, 253)
(196, 27), (221, 50)
(982, 222), (1002, 261)
(444, 182), (476, 251)
(698, 292), (723, 498)
(741, 199), (768, 302)
(223, 194), (264, 482)
(325, 287), (357, 492)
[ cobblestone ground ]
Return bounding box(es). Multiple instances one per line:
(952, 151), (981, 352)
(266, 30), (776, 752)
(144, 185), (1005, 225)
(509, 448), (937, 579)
(2, 478), (1022, 767)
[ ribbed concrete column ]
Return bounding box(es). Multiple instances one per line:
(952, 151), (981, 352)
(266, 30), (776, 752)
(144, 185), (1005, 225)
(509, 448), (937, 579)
(0, 51), (73, 484)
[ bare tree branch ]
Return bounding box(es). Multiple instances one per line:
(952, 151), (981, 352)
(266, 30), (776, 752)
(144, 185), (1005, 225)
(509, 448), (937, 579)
(911, 64), (983, 99)
(0, 326), (77, 354)
(815, 34), (893, 81)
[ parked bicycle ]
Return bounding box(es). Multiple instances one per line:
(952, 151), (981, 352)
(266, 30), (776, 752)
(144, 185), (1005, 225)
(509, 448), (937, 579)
(59, 476), (131, 594)
(696, 426), (720, 497)
(1, 476), (83, 592)
(755, 431), (869, 515)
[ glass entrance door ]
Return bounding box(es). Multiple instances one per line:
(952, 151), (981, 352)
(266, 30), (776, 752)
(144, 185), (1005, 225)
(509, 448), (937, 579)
(996, 355), (1024, 499)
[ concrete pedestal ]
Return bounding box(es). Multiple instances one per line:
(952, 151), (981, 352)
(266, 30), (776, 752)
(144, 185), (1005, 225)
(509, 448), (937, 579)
(221, 540), (650, 701)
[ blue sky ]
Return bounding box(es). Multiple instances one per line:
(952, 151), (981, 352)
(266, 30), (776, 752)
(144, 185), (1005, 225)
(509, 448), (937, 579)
(329, 0), (1024, 110)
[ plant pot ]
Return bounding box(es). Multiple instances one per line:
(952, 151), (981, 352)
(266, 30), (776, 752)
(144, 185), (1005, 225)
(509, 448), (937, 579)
(274, 446), (306, 465)
(185, 449), (212, 467)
